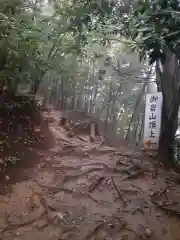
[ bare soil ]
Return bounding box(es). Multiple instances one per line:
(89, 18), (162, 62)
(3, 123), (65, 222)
(0, 108), (179, 240)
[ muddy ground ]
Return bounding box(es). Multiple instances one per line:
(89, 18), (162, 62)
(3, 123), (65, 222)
(0, 109), (179, 239)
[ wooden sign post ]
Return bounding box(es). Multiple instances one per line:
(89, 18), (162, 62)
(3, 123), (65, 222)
(143, 92), (163, 150)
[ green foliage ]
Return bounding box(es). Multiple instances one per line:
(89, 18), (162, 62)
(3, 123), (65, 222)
(0, 0), (44, 92)
(0, 0), (116, 94)
(130, 0), (180, 64)
(52, 0), (115, 49)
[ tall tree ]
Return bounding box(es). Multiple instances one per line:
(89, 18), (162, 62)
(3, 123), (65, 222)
(129, 0), (180, 165)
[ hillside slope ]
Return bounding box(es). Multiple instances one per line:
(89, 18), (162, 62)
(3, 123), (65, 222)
(0, 109), (179, 240)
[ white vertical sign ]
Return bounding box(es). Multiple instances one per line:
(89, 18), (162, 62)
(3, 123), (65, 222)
(143, 92), (163, 150)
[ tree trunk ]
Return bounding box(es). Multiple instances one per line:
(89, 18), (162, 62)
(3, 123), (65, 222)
(71, 76), (76, 110)
(159, 103), (179, 167)
(105, 82), (113, 134)
(125, 82), (146, 140)
(60, 77), (66, 110)
(157, 50), (180, 166)
(55, 79), (60, 108)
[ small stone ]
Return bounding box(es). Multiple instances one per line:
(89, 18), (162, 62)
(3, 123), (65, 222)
(162, 226), (168, 235)
(34, 220), (47, 229)
(108, 223), (114, 228)
(61, 232), (72, 240)
(49, 212), (64, 225)
(49, 229), (62, 240)
(67, 131), (73, 138)
(5, 176), (10, 181)
(84, 152), (89, 157)
(144, 228), (151, 237)
(38, 163), (46, 169)
(55, 212), (64, 219)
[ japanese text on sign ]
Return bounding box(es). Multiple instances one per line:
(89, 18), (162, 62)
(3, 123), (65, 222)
(144, 92), (163, 149)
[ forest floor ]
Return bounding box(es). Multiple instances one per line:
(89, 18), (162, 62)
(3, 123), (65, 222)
(0, 108), (179, 239)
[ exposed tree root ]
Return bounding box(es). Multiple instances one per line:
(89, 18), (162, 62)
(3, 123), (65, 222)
(62, 167), (104, 184)
(119, 188), (139, 194)
(131, 184), (144, 195)
(116, 160), (131, 167)
(85, 218), (128, 240)
(62, 174), (85, 184)
(105, 166), (129, 174)
(61, 164), (130, 183)
(80, 162), (132, 175)
(88, 176), (105, 192)
(75, 162), (146, 176)
(86, 221), (104, 239)
(77, 136), (88, 142)
(150, 186), (176, 215)
(152, 200), (180, 216)
(111, 176), (126, 205)
(112, 152), (142, 161)
(121, 169), (146, 181)
(51, 164), (79, 171)
(149, 186), (180, 216)
(151, 186), (168, 199)
(1, 192), (47, 236)
(75, 162), (111, 169)
(86, 147), (116, 155)
(132, 207), (144, 215)
(61, 144), (77, 150)
(80, 191), (100, 204)
(38, 184), (100, 204)
(84, 167), (104, 175)
(38, 184), (73, 194)
(1, 210), (46, 235)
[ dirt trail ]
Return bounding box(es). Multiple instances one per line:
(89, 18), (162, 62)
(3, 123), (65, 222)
(0, 109), (180, 239)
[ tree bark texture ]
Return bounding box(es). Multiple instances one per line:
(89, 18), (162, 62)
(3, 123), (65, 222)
(157, 49), (180, 166)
